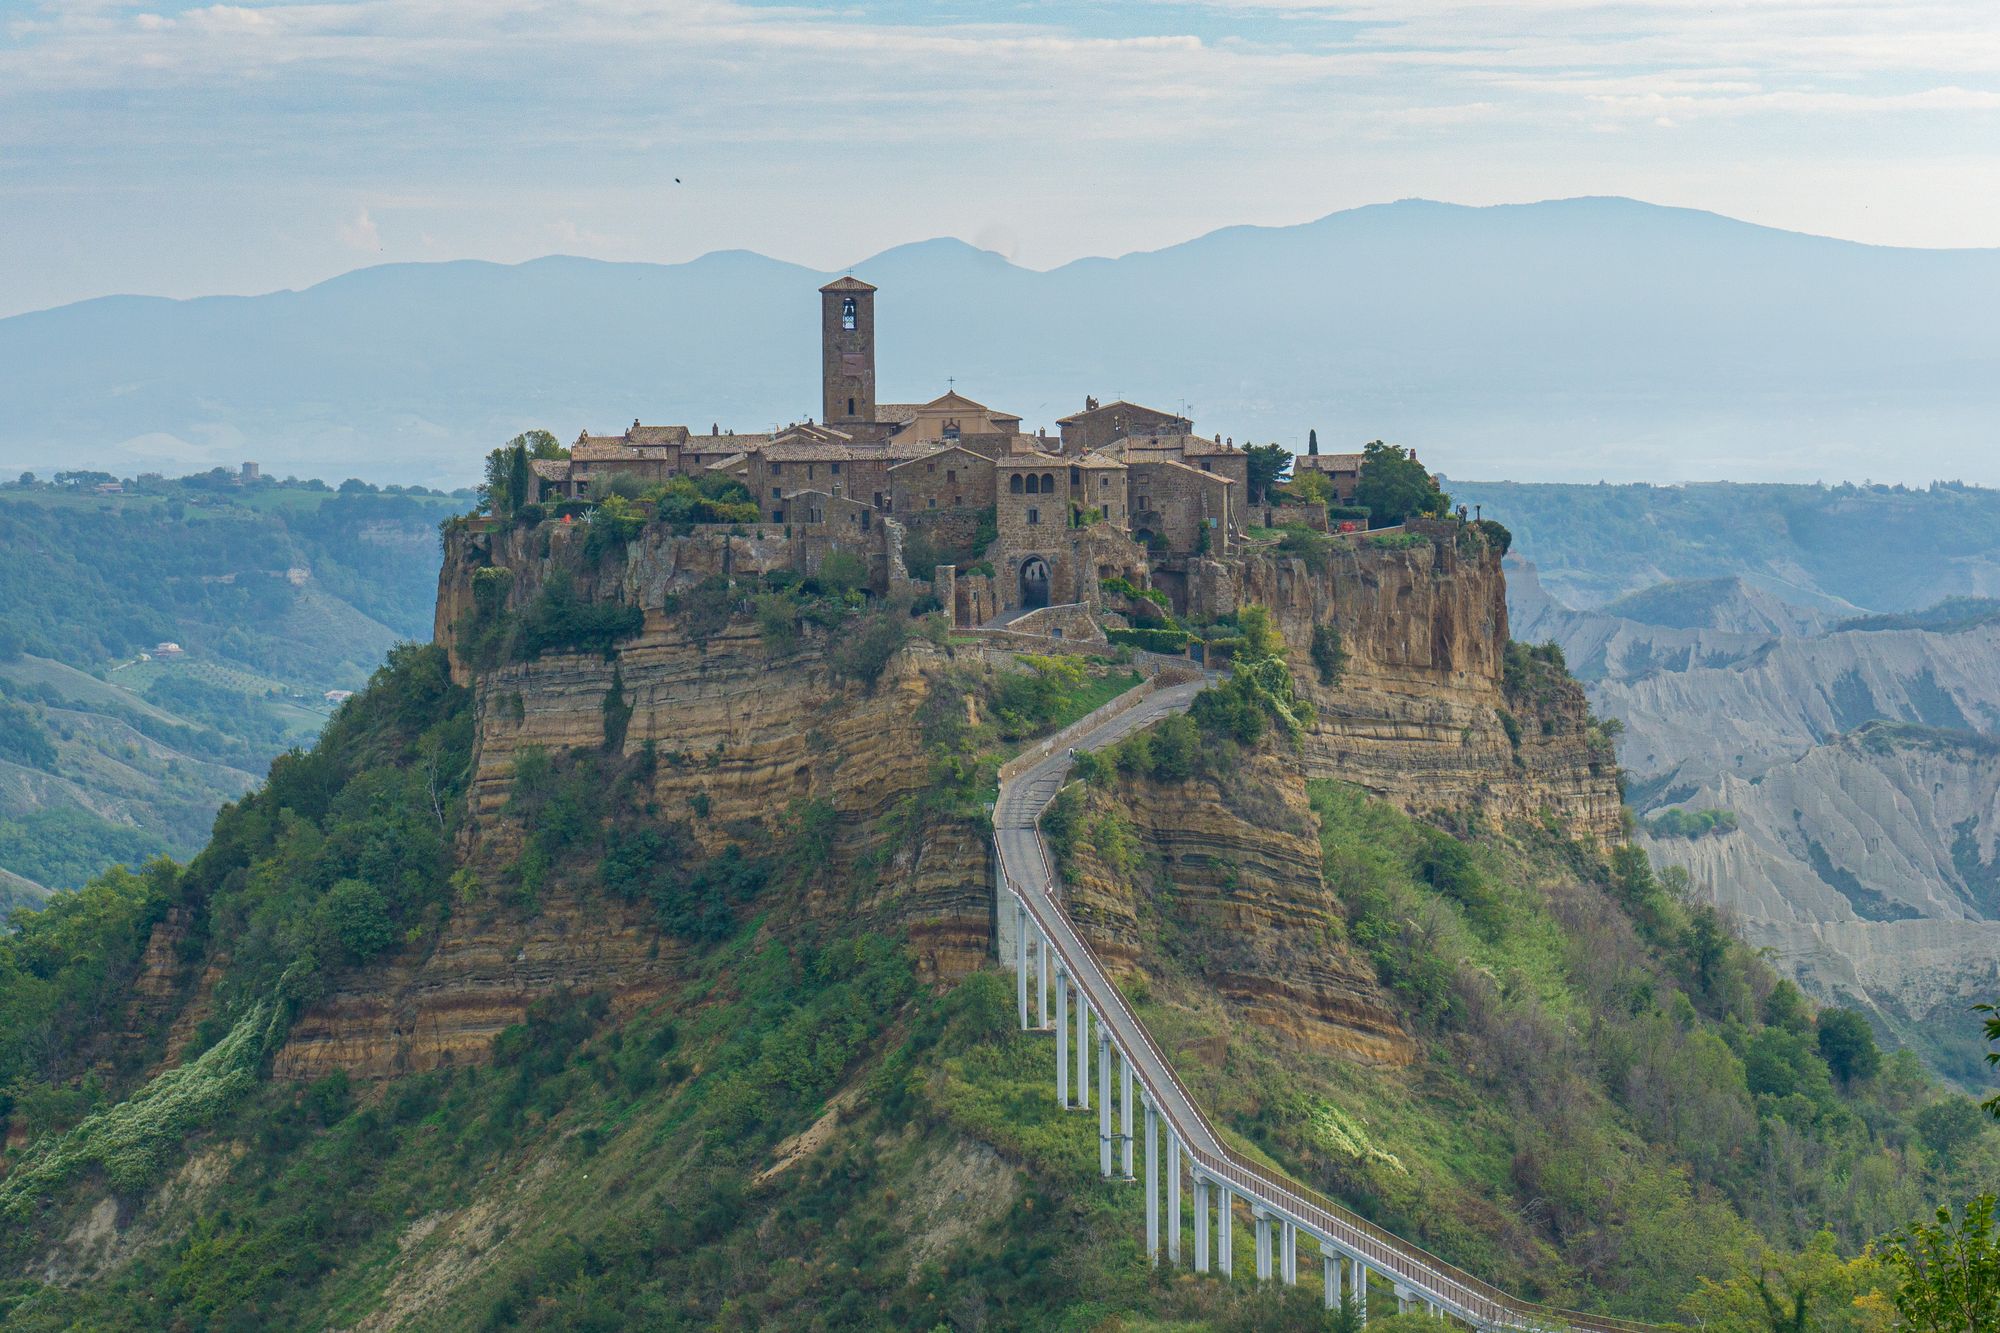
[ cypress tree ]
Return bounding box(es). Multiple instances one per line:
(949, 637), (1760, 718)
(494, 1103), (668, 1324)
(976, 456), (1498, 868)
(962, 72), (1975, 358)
(1308, 429), (1319, 456)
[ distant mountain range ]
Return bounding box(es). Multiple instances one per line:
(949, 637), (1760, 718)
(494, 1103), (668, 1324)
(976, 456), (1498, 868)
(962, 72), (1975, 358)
(5, 198), (1997, 489)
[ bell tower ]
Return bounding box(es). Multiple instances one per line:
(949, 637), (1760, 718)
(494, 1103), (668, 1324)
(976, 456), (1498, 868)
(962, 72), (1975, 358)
(820, 275), (876, 427)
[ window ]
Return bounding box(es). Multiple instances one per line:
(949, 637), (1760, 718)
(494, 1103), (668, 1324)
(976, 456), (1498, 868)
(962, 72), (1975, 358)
(873, 491), (884, 508)
(1071, 467), (1081, 487)
(953, 494), (962, 506)
(1100, 476), (1109, 488)
(771, 486), (782, 499)
(1025, 474), (1039, 495)
(927, 461), (936, 473)
(1027, 507), (1040, 525)
(847, 396), (855, 416)
(1201, 460), (1212, 472)
(807, 464), (815, 480)
(771, 462), (782, 476)
(928, 498), (937, 509)
(1010, 474), (1024, 494)
(1041, 473), (1055, 493)
(841, 296), (856, 330)
(831, 461), (841, 475)
(773, 509), (785, 523)
(946, 469), (956, 483)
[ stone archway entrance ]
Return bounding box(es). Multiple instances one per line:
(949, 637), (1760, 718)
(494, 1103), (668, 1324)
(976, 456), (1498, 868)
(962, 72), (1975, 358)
(1019, 556), (1051, 610)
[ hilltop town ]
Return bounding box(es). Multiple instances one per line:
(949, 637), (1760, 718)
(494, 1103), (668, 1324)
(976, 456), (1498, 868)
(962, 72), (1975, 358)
(523, 275), (1392, 634)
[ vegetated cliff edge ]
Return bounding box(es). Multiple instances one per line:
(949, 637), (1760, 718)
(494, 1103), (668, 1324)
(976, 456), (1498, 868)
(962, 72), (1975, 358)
(270, 516), (1616, 1084)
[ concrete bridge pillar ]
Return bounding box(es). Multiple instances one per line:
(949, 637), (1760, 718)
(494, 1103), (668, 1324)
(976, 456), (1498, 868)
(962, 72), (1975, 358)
(1037, 931), (1049, 1028)
(1055, 968), (1069, 1106)
(1325, 1250), (1344, 1310)
(1076, 999), (1089, 1110)
(1255, 1210), (1273, 1282)
(1015, 898), (1029, 1030)
(1218, 1186), (1233, 1278)
(1144, 1100), (1160, 1264)
(1119, 1054), (1134, 1179)
(1356, 1264), (1369, 1325)
(1192, 1174), (1210, 1273)
(1282, 1218), (1297, 1285)
(1166, 1131), (1182, 1265)
(1096, 1028), (1112, 1177)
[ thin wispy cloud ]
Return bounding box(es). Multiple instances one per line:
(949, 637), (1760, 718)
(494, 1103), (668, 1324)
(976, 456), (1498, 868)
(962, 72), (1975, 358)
(0, 0), (1994, 314)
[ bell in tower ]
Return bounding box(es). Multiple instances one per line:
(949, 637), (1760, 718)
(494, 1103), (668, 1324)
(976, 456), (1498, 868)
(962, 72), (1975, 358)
(819, 275), (876, 427)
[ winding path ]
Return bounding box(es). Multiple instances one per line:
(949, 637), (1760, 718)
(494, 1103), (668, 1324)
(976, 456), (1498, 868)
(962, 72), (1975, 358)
(992, 673), (1659, 1332)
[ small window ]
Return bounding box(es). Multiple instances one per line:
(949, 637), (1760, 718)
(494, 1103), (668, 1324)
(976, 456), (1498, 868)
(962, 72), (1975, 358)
(947, 469), (956, 483)
(1100, 476), (1109, 487)
(928, 498), (937, 509)
(831, 461), (841, 475)
(873, 492), (884, 508)
(771, 486), (781, 499)
(807, 464), (815, 479)
(847, 396), (855, 415)
(1070, 466), (1081, 487)
(1027, 507), (1040, 525)
(953, 494), (962, 506)
(927, 462), (936, 473)
(1201, 460), (1212, 472)
(841, 296), (856, 330)
(771, 462), (782, 476)
(773, 509), (785, 523)
(1025, 474), (1039, 495)
(1041, 473), (1055, 493)
(1010, 474), (1024, 495)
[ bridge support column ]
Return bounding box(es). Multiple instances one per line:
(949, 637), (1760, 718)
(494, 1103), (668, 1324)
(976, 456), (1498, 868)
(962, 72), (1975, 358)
(1119, 1054), (1134, 1178)
(1055, 969), (1069, 1106)
(1255, 1211), (1272, 1282)
(1193, 1175), (1210, 1273)
(1281, 1219), (1297, 1286)
(1144, 1100), (1160, 1265)
(1325, 1250), (1343, 1310)
(1076, 999), (1089, 1110)
(1166, 1131), (1181, 1265)
(1015, 898), (1029, 1030)
(1355, 1264), (1369, 1325)
(1037, 930), (1049, 1028)
(1218, 1187), (1233, 1278)
(1096, 1029), (1112, 1176)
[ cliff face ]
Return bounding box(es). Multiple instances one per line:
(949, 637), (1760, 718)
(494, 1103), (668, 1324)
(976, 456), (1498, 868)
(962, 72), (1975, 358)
(1188, 531), (1623, 843)
(278, 518), (1615, 1081)
(1061, 750), (1414, 1066)
(277, 522), (993, 1081)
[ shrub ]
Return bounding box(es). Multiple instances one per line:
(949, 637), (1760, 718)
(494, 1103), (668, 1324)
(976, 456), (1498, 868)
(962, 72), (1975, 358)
(1310, 623), (1348, 687)
(1817, 1007), (1882, 1085)
(1105, 626), (1190, 653)
(829, 611), (910, 685)
(516, 571), (644, 659)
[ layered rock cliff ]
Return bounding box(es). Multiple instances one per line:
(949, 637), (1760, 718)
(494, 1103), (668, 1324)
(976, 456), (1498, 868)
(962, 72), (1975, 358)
(1059, 750), (1415, 1066)
(1187, 528), (1623, 843)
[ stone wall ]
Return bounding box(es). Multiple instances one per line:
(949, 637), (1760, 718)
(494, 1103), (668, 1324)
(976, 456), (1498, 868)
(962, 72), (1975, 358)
(890, 447), (994, 517)
(1128, 459), (1231, 556)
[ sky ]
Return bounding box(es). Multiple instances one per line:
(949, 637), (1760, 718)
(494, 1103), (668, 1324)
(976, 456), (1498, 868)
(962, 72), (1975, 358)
(3, 0), (1998, 318)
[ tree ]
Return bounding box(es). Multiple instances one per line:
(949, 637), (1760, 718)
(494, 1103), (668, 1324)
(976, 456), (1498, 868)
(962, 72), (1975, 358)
(1880, 1195), (2000, 1333)
(1980, 1002), (2000, 1119)
(508, 429), (569, 460)
(1308, 428), (1319, 456)
(508, 445), (532, 514)
(1682, 1234), (1893, 1333)
(1354, 441), (1449, 527)
(1818, 1007), (1881, 1085)
(1281, 470), (1333, 507)
(1244, 442), (1291, 505)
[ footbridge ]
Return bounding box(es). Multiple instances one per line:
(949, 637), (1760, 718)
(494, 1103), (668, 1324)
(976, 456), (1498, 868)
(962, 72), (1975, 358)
(992, 671), (1658, 1332)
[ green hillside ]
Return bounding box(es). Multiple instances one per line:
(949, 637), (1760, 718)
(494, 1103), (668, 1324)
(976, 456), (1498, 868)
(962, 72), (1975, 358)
(0, 473), (463, 892)
(0, 645), (1990, 1329)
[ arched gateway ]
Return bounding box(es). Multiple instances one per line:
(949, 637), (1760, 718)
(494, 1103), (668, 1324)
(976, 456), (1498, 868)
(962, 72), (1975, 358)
(1018, 556), (1051, 610)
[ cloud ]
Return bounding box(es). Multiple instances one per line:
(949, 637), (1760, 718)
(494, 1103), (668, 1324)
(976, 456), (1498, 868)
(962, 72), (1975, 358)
(338, 208), (381, 251)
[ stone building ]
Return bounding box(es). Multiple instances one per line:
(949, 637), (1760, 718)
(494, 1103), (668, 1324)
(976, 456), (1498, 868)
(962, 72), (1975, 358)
(1292, 451), (1365, 504)
(1057, 398), (1193, 455)
(527, 272), (1281, 621)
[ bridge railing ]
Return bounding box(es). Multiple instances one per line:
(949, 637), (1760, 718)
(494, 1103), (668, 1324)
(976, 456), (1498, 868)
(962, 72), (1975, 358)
(993, 691), (1663, 1333)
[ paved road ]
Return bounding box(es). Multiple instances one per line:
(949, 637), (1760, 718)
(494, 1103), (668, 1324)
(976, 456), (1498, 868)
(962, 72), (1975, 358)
(992, 678), (1657, 1333)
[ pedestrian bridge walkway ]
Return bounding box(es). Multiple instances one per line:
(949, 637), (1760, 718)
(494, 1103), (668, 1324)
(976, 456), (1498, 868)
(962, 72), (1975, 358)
(992, 670), (1661, 1332)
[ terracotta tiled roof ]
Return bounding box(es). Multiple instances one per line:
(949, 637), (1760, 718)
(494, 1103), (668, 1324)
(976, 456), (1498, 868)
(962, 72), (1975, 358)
(874, 403), (924, 425)
(1056, 399), (1188, 426)
(886, 444), (987, 472)
(1073, 454), (1127, 470)
(573, 442), (678, 462)
(762, 441), (886, 462)
(626, 424), (689, 446)
(820, 275), (876, 292)
(1129, 456), (1234, 486)
(530, 459), (571, 480)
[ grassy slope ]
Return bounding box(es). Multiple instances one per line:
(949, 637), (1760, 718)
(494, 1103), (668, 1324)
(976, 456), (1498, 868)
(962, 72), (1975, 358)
(2, 641), (1993, 1329)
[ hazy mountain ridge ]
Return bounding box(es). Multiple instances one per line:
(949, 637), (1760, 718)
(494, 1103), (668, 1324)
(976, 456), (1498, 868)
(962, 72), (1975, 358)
(6, 198), (1999, 487)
